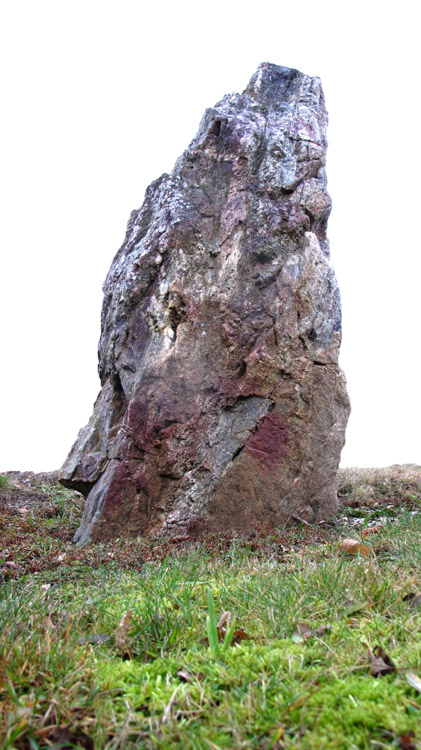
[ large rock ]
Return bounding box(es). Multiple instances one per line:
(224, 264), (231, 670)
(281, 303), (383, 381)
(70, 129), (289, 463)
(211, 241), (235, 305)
(60, 63), (350, 545)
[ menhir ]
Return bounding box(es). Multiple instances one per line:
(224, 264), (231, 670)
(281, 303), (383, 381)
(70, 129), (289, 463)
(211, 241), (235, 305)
(60, 63), (350, 545)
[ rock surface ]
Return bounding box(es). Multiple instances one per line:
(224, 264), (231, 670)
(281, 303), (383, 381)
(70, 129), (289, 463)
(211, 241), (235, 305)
(60, 62), (350, 545)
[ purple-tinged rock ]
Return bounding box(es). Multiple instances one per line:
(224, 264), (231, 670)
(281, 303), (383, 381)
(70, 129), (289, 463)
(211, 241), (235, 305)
(60, 63), (350, 544)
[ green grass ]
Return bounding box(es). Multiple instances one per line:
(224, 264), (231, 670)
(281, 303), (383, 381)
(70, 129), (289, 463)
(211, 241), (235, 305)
(0, 474), (420, 748)
(0, 474), (9, 490)
(1, 518), (421, 747)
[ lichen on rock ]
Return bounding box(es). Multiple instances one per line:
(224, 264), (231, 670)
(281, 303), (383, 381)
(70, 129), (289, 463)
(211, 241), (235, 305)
(60, 62), (350, 544)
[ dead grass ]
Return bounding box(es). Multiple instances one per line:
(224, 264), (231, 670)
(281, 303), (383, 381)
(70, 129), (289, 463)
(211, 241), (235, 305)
(338, 464), (421, 506)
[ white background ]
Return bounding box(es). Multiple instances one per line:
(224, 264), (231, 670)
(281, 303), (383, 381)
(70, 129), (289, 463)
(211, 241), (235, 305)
(1, 0), (420, 472)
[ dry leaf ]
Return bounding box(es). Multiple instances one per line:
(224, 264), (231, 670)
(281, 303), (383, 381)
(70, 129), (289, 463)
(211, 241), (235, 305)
(232, 628), (251, 643)
(361, 524), (383, 537)
(218, 627), (252, 645)
(8, 705), (33, 726)
(340, 538), (371, 556)
(115, 610), (133, 651)
(368, 645), (396, 676)
(397, 732), (417, 750)
(292, 623), (313, 643)
(292, 623), (331, 643)
(347, 618), (361, 628)
(314, 625), (331, 637)
(405, 672), (421, 693)
(403, 592), (421, 611)
(296, 622), (313, 637)
(176, 669), (192, 682)
(217, 611), (231, 629)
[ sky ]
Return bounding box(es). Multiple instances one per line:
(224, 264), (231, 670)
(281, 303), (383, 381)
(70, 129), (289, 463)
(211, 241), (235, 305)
(1, 0), (420, 472)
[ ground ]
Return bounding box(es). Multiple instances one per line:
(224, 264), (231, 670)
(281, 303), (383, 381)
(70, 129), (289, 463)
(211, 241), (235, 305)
(0, 466), (420, 749)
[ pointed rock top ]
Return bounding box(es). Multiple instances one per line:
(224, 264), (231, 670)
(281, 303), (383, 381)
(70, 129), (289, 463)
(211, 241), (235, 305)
(244, 62), (323, 110)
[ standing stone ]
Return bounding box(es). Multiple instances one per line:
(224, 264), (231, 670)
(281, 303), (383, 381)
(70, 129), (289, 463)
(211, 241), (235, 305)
(60, 63), (350, 544)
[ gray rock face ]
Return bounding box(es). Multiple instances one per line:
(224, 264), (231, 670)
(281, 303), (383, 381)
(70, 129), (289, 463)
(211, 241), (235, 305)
(60, 62), (350, 544)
